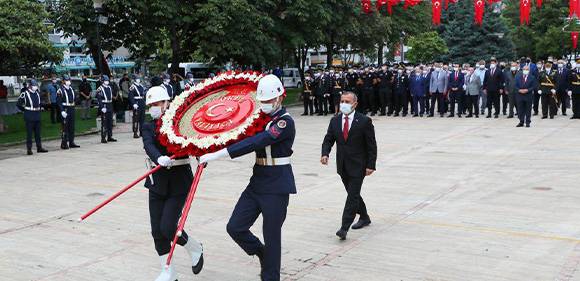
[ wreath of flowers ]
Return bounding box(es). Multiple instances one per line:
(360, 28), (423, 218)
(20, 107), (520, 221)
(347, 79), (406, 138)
(157, 71), (271, 157)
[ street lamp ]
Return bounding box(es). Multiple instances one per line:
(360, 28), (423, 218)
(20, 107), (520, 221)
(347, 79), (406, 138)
(93, 0), (107, 76)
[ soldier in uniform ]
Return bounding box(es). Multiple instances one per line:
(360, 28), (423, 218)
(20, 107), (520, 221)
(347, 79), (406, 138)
(538, 62), (558, 119)
(142, 86), (204, 281)
(161, 73), (174, 100)
(393, 66), (409, 117)
(361, 68), (375, 115)
(376, 64), (393, 116)
(355, 69), (365, 114)
(332, 70), (345, 115)
(56, 75), (80, 149)
(97, 75), (117, 143)
(184, 72), (195, 92)
(199, 75), (296, 281)
(302, 72), (315, 116)
(17, 79), (48, 155)
(571, 59), (580, 119)
(128, 74), (146, 138)
(321, 70), (332, 115)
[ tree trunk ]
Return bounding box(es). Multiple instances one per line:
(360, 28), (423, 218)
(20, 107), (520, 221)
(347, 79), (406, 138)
(88, 40), (111, 76)
(169, 27), (181, 75)
(325, 31), (335, 69)
(377, 42), (384, 65)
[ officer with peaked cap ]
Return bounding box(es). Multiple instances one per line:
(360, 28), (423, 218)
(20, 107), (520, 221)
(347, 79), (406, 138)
(56, 75), (80, 149)
(97, 75), (117, 143)
(17, 79), (48, 155)
(129, 74), (146, 138)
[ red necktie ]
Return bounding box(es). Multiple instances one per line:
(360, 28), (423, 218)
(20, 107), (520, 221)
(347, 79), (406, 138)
(343, 116), (349, 141)
(455, 73), (458, 80)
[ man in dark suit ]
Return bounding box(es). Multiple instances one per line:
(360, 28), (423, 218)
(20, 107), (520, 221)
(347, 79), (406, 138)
(515, 65), (537, 127)
(321, 91), (377, 240)
(555, 60), (571, 116)
(483, 58), (505, 118)
(447, 64), (465, 118)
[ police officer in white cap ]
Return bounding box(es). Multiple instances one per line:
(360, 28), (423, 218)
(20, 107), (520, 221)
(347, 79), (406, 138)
(142, 86), (204, 281)
(199, 74), (296, 281)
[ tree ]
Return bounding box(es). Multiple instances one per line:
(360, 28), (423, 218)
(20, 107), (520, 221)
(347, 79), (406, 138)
(503, 0), (571, 59)
(0, 0), (61, 75)
(439, 0), (514, 64)
(406, 31), (449, 63)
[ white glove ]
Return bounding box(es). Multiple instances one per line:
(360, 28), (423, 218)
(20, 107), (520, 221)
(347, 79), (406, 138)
(157, 156), (174, 167)
(133, 104), (138, 110)
(537, 90), (542, 95)
(551, 89), (556, 94)
(101, 107), (107, 113)
(199, 148), (230, 164)
(61, 111), (67, 119)
(462, 85), (467, 90)
(568, 90), (572, 95)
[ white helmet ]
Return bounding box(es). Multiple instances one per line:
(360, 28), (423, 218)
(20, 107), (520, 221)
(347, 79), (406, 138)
(146, 86), (170, 105)
(256, 74), (285, 101)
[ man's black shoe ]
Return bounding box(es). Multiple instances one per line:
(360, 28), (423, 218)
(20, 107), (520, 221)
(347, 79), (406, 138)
(61, 144), (69, 150)
(27, 150), (33, 155)
(351, 219), (371, 230)
(107, 138), (117, 142)
(101, 139), (107, 143)
(516, 123), (524, 127)
(336, 229), (347, 240)
(37, 148), (48, 153)
(301, 113), (308, 116)
(526, 124), (531, 128)
(69, 144), (80, 148)
(192, 253), (204, 275)
(507, 115), (514, 118)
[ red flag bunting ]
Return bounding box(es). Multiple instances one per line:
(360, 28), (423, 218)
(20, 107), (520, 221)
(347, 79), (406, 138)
(377, 0), (388, 10)
(570, 0), (579, 17)
(387, 0), (401, 15)
(404, 0), (421, 9)
(486, 0), (501, 3)
(362, 0), (372, 14)
(572, 32), (579, 49)
(520, 0), (531, 25)
(432, 0), (442, 25)
(536, 0), (542, 8)
(474, 0), (485, 25)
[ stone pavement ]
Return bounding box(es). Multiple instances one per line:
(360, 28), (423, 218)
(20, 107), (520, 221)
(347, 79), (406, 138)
(1, 107), (580, 281)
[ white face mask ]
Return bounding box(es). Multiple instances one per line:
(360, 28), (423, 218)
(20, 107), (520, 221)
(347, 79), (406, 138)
(135, 79), (141, 84)
(340, 103), (353, 115)
(189, 78), (194, 82)
(103, 81), (109, 86)
(510, 66), (517, 71)
(260, 98), (280, 115)
(454, 67), (459, 71)
(479, 65), (485, 70)
(558, 64), (564, 68)
(397, 70), (403, 74)
(52, 80), (57, 84)
(149, 106), (163, 119)
(31, 86), (38, 91)
(435, 67), (441, 72)
(545, 68), (551, 72)
(65, 81), (71, 86)
(523, 70), (530, 75)
(490, 63), (496, 69)
(164, 79), (170, 84)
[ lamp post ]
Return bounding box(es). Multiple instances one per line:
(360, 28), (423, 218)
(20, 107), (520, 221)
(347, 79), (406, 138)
(93, 0), (107, 76)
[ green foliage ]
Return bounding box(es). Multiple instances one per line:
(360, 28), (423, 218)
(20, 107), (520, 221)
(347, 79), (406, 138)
(407, 31), (449, 63)
(0, 0), (62, 75)
(503, 0), (571, 59)
(439, 1), (515, 64)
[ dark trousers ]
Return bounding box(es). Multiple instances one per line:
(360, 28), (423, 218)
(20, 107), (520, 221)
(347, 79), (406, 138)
(516, 94), (533, 125)
(378, 88), (389, 114)
(541, 95), (557, 118)
(340, 175), (368, 231)
(486, 91), (500, 116)
(559, 90), (570, 115)
(227, 190), (289, 281)
(467, 95), (480, 116)
(25, 120), (41, 150)
(573, 93), (580, 118)
(430, 92), (444, 116)
(425, 92), (431, 113)
(132, 102), (146, 136)
(449, 91), (464, 116)
(533, 92), (541, 114)
(321, 94), (330, 114)
(104, 110), (113, 138)
(508, 92), (517, 116)
(62, 107), (76, 145)
(149, 191), (189, 255)
(302, 94), (314, 115)
(314, 95), (322, 114)
(362, 88), (373, 113)
(50, 103), (59, 124)
(412, 95), (425, 115)
(500, 94), (509, 114)
(394, 93), (408, 115)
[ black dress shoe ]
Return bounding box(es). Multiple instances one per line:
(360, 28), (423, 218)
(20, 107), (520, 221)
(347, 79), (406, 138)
(69, 144), (80, 148)
(526, 124), (530, 127)
(413, 114), (418, 117)
(256, 248), (265, 278)
(61, 144), (69, 150)
(542, 116), (547, 119)
(516, 123), (524, 127)
(37, 148), (48, 153)
(447, 115), (454, 118)
(107, 138), (117, 142)
(486, 115), (491, 118)
(133, 133), (139, 138)
(101, 139), (107, 144)
(475, 115), (479, 118)
(351, 219), (371, 230)
(336, 229), (347, 240)
(466, 114), (473, 118)
(494, 115), (498, 118)
(563, 113), (567, 116)
(301, 113), (308, 116)
(507, 115), (514, 118)
(192, 253), (204, 275)
(27, 150), (33, 155)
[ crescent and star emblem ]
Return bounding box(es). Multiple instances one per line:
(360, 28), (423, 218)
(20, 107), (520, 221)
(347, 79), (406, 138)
(206, 103), (235, 117)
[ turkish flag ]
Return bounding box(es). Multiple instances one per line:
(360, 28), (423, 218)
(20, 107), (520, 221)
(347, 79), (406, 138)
(474, 0), (485, 25)
(432, 0), (442, 25)
(362, 0), (372, 14)
(572, 32), (579, 49)
(386, 0), (401, 15)
(536, 0), (542, 8)
(570, 0), (580, 17)
(404, 0), (421, 9)
(520, 0), (531, 25)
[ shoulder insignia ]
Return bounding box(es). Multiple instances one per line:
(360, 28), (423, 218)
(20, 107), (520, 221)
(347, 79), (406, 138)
(277, 120), (287, 129)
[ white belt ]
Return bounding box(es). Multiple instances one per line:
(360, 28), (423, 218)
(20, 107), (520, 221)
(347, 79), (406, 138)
(62, 103), (75, 106)
(149, 157), (190, 167)
(102, 101), (112, 103)
(134, 97), (144, 100)
(256, 157), (291, 166)
(25, 107), (41, 111)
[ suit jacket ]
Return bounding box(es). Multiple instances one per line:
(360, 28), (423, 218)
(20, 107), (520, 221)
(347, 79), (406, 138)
(448, 71), (465, 91)
(321, 112), (377, 178)
(429, 70), (448, 93)
(515, 73), (536, 98)
(555, 68), (571, 92)
(483, 68), (504, 92)
(503, 70), (519, 95)
(409, 74), (426, 97)
(465, 73), (482, 96)
(142, 120), (192, 196)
